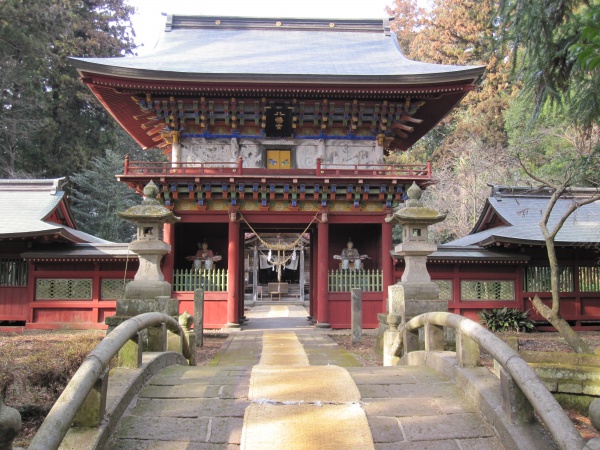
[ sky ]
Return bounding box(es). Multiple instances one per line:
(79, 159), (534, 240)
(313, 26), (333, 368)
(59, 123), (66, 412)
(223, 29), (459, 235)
(126, 0), (395, 55)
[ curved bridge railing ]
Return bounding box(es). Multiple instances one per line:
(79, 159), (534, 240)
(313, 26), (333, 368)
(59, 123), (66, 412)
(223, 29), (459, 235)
(387, 312), (589, 450)
(28, 312), (194, 450)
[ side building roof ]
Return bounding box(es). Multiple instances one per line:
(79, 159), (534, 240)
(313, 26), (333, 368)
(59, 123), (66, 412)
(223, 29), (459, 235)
(0, 178), (109, 244)
(392, 244), (530, 264)
(21, 243), (136, 262)
(445, 185), (600, 248)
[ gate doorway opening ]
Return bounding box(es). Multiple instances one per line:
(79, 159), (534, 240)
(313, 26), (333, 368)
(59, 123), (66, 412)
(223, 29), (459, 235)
(244, 232), (311, 302)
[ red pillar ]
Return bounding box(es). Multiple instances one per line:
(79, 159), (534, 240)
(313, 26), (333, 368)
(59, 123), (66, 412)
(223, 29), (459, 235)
(27, 261), (36, 325)
(163, 223), (175, 284)
(227, 214), (240, 327)
(316, 216), (330, 327)
(382, 220), (393, 311)
(238, 250), (245, 324)
(310, 230), (318, 321)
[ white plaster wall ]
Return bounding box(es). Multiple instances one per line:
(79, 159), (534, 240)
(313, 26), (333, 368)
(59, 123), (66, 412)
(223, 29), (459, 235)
(181, 138), (235, 164)
(180, 137), (381, 168)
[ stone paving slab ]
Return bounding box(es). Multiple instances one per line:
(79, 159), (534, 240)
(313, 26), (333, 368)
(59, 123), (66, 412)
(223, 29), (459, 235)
(219, 383), (250, 399)
(400, 413), (496, 441)
(366, 416), (405, 443)
(357, 380), (459, 399)
(347, 365), (448, 383)
(207, 417), (244, 444)
(376, 441), (460, 450)
(209, 335), (263, 367)
(149, 366), (251, 384)
(241, 403), (374, 450)
(112, 416), (211, 441)
(126, 398), (248, 418)
(139, 384), (221, 398)
(433, 395), (478, 414)
(149, 375), (250, 386)
(362, 397), (445, 417)
(108, 439), (240, 450)
(457, 437), (507, 450)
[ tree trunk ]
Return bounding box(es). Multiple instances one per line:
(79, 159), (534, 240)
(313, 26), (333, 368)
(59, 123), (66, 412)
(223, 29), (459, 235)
(531, 295), (592, 354)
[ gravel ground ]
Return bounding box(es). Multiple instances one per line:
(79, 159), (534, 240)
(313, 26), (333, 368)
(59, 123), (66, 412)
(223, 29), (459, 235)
(0, 330), (227, 447)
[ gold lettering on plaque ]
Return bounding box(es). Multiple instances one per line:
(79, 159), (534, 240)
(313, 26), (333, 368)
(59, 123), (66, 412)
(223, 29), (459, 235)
(275, 112), (285, 130)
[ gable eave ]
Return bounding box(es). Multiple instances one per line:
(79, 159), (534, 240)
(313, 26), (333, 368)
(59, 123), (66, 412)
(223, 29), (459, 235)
(72, 61), (485, 87)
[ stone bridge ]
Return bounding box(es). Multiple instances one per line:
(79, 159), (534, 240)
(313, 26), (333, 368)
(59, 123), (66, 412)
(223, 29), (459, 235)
(26, 305), (599, 450)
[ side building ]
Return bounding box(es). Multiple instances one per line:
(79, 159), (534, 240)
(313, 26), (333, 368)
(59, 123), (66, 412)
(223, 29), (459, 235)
(0, 178), (137, 330)
(392, 185), (600, 330)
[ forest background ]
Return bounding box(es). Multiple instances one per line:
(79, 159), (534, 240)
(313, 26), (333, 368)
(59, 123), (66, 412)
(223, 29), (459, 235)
(0, 0), (598, 243)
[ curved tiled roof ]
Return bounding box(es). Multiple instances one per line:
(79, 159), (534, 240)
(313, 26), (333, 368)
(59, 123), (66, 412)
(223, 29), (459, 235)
(21, 243), (136, 260)
(445, 187), (600, 247)
(392, 244), (530, 263)
(72, 16), (484, 85)
(0, 178), (110, 244)
(70, 16), (485, 152)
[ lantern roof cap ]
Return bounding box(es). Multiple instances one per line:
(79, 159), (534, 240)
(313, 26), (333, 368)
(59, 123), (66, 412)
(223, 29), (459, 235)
(119, 181), (180, 224)
(386, 182), (446, 225)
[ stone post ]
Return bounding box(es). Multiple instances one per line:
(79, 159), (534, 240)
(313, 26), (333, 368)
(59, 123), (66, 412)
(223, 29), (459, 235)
(147, 323), (167, 352)
(351, 288), (362, 344)
(117, 332), (143, 369)
(72, 369), (108, 428)
(179, 311), (196, 366)
(500, 367), (534, 424)
(0, 386), (21, 450)
(456, 332), (480, 368)
(194, 289), (204, 347)
(383, 313), (401, 366)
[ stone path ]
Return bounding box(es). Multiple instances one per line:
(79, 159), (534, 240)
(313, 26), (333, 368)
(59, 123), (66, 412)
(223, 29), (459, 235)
(106, 305), (506, 449)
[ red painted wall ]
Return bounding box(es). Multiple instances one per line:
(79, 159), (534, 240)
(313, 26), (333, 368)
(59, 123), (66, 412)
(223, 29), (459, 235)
(393, 258), (600, 331)
(174, 291), (228, 329)
(24, 260), (137, 330)
(0, 287), (28, 321)
(328, 292), (382, 329)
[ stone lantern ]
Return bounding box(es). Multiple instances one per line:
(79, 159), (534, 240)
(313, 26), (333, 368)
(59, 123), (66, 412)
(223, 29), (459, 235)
(388, 182), (446, 287)
(383, 182), (446, 363)
(108, 181), (180, 322)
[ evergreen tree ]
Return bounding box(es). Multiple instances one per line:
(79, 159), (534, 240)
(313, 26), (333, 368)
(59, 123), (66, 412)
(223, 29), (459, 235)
(69, 131), (166, 243)
(0, 0), (136, 178)
(497, 0), (600, 126)
(69, 149), (138, 242)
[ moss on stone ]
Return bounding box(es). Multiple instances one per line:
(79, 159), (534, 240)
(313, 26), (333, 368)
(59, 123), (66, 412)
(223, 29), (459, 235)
(553, 393), (595, 414)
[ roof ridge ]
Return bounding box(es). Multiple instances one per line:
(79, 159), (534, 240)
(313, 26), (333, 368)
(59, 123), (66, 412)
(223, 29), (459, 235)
(0, 178), (64, 194)
(489, 184), (600, 200)
(166, 15), (391, 34)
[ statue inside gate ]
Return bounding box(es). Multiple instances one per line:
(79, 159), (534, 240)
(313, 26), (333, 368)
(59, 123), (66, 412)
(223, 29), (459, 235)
(334, 239), (369, 270)
(186, 240), (221, 270)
